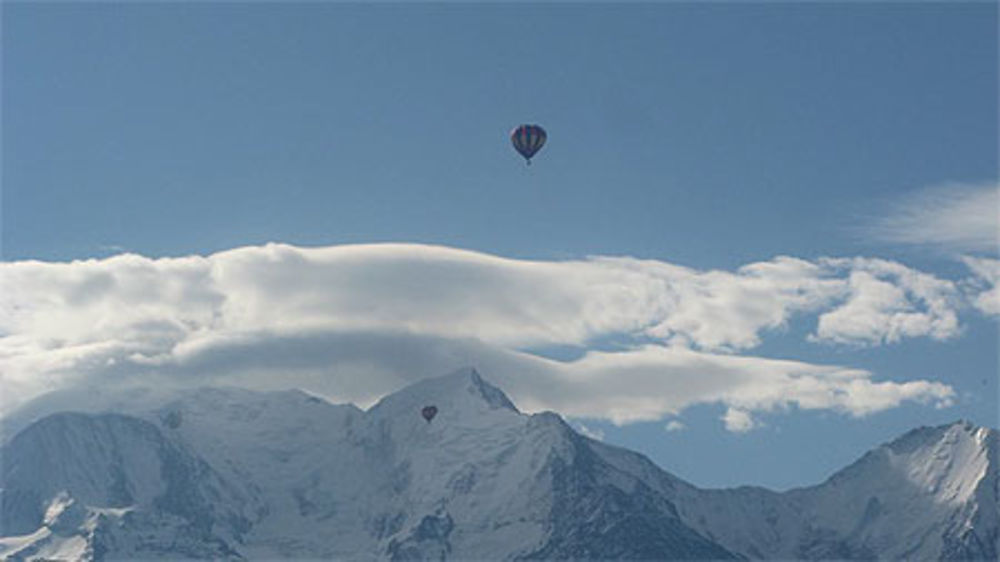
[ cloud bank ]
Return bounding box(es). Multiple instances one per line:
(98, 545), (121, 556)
(2, 242), (983, 429)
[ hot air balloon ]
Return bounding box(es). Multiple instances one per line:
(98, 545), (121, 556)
(421, 405), (438, 423)
(510, 124), (546, 165)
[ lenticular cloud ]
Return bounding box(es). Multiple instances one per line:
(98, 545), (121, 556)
(0, 242), (975, 427)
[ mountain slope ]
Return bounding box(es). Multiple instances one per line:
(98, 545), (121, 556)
(796, 421), (998, 560)
(0, 412), (254, 559)
(1, 368), (995, 560)
(0, 369), (736, 560)
(666, 420), (999, 560)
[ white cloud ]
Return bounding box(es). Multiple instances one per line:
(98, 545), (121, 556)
(1, 244), (964, 359)
(0, 243), (965, 427)
(639, 256), (844, 350)
(723, 408), (758, 433)
(664, 420), (686, 432)
(813, 258), (961, 345)
(575, 423), (605, 441)
(0, 326), (954, 429)
(962, 256), (1000, 316)
(868, 182), (999, 253)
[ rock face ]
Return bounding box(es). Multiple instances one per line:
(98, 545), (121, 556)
(1, 368), (996, 560)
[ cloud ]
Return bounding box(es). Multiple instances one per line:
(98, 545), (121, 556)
(813, 258), (961, 345)
(0, 325), (954, 429)
(638, 256), (844, 350)
(961, 256), (1000, 316)
(867, 182), (999, 253)
(664, 420), (686, 432)
(541, 344), (953, 424)
(575, 423), (605, 441)
(0, 243), (966, 429)
(1, 244), (964, 358)
(722, 408), (758, 433)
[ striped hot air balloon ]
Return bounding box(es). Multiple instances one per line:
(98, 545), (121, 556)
(510, 124), (547, 165)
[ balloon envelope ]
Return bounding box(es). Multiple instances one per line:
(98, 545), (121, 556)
(421, 405), (438, 422)
(510, 124), (546, 163)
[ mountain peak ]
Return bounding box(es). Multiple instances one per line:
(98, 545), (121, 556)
(368, 367), (519, 419)
(885, 419), (994, 456)
(458, 367), (520, 412)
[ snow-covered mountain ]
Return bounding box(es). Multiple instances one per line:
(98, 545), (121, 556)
(669, 420), (998, 560)
(1, 368), (996, 560)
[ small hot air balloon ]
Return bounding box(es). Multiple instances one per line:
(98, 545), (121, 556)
(510, 124), (546, 165)
(421, 405), (438, 423)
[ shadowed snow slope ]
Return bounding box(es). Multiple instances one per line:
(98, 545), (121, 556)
(1, 368), (996, 560)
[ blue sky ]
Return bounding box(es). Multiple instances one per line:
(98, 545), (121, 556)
(2, 2), (997, 490)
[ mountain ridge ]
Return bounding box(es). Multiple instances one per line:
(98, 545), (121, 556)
(1, 368), (996, 560)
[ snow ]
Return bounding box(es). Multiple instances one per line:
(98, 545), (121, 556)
(0, 367), (553, 559)
(0, 493), (101, 561)
(1, 368), (996, 560)
(668, 420), (999, 560)
(0, 527), (54, 559)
